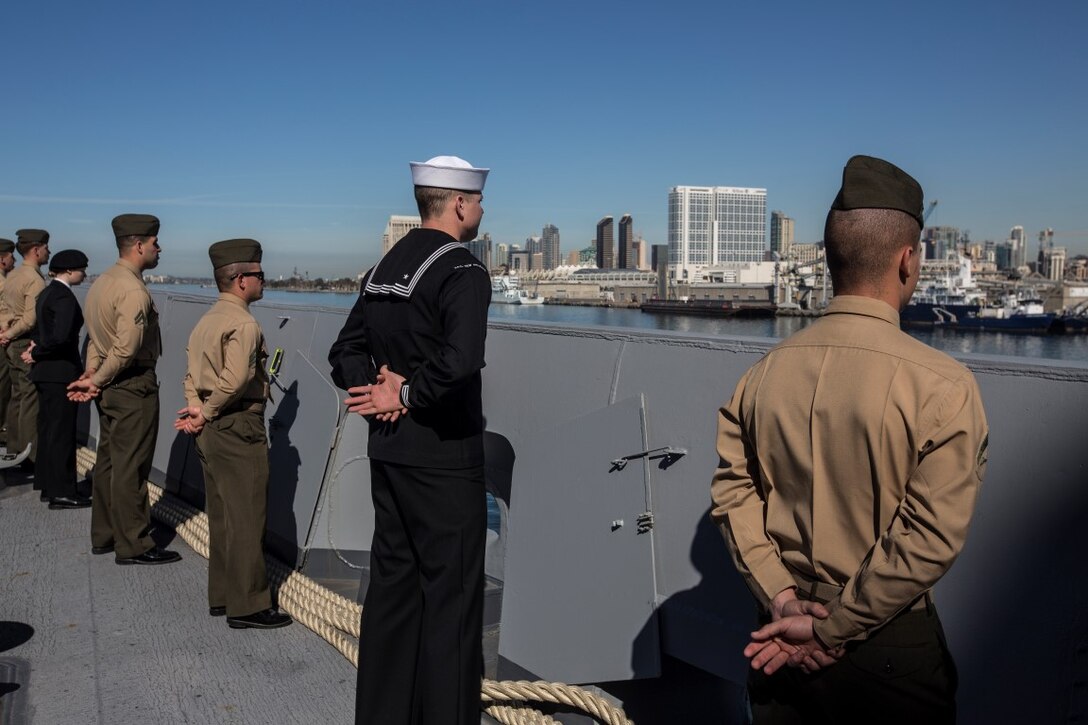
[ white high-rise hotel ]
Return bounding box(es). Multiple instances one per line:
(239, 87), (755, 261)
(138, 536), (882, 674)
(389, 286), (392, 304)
(668, 186), (767, 281)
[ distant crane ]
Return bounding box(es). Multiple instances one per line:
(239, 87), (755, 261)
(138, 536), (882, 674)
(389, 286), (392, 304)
(923, 199), (939, 225)
(919, 199), (939, 253)
(1039, 229), (1088, 247)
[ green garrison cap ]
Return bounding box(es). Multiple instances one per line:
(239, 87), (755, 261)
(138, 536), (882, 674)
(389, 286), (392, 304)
(0, 239), (14, 254)
(16, 229), (49, 245)
(111, 214), (160, 239)
(830, 155), (925, 229)
(209, 238), (263, 269)
(49, 249), (89, 272)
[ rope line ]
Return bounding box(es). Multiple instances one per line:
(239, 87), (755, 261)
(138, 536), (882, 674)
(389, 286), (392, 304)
(75, 447), (634, 725)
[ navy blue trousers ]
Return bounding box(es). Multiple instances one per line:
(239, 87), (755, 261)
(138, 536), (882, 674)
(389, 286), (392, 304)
(355, 460), (485, 725)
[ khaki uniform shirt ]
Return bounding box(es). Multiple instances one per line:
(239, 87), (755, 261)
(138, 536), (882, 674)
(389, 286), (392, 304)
(84, 259), (161, 387)
(2, 262), (46, 339)
(711, 295), (988, 649)
(0, 270), (11, 331)
(183, 293), (269, 421)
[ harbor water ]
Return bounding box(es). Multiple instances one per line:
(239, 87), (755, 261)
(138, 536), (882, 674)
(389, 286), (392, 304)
(155, 284), (1088, 363)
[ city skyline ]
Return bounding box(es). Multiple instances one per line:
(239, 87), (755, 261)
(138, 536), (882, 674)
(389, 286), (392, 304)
(1, 1), (1085, 277)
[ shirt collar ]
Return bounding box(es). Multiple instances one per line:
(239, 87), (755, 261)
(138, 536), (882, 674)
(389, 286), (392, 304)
(823, 295), (901, 327)
(53, 277), (71, 290)
(217, 292), (249, 310)
(117, 258), (143, 278)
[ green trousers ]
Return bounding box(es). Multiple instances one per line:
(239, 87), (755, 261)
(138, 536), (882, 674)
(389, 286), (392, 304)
(90, 368), (159, 558)
(748, 605), (957, 724)
(0, 339), (11, 442)
(195, 410), (272, 617)
(6, 339), (37, 463)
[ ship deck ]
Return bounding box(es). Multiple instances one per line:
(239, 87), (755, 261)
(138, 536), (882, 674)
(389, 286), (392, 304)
(0, 468), (356, 724)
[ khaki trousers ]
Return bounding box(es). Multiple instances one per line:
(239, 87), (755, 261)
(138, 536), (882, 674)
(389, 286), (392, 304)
(90, 368), (158, 558)
(195, 410), (272, 617)
(6, 339), (37, 464)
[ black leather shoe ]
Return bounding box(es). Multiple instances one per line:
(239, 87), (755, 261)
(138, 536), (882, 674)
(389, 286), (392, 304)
(227, 608), (292, 630)
(115, 547), (182, 566)
(209, 606), (226, 617)
(49, 496), (92, 510)
(91, 544), (114, 555)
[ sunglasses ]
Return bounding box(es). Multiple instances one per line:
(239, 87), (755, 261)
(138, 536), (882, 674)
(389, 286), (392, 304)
(230, 271), (265, 282)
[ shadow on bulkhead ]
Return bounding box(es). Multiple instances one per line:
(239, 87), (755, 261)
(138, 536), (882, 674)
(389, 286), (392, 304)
(266, 380), (301, 565)
(618, 511), (752, 725)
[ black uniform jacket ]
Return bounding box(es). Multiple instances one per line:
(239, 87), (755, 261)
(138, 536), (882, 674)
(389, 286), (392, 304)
(329, 228), (491, 469)
(30, 280), (85, 384)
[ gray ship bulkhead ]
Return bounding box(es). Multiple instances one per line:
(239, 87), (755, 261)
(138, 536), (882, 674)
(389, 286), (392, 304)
(78, 290), (1088, 724)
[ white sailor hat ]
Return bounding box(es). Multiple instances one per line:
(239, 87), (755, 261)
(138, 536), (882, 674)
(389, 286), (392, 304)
(409, 155), (489, 192)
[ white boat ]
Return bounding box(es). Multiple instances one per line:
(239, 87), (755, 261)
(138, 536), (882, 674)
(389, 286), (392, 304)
(491, 275), (545, 305)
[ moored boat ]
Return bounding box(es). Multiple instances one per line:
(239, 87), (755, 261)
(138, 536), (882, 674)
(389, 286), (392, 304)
(491, 274), (545, 305)
(956, 294), (1056, 333)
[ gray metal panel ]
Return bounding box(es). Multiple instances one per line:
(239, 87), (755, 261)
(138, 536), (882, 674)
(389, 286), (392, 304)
(609, 336), (769, 682)
(306, 411), (375, 564)
(499, 395), (661, 683)
(483, 326), (625, 436)
(253, 304), (344, 566)
(152, 294), (214, 499)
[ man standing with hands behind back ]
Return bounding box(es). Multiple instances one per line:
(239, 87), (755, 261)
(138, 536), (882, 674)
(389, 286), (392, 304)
(174, 238), (291, 630)
(26, 249), (92, 509)
(0, 238), (18, 448)
(2, 229), (50, 470)
(712, 156), (988, 724)
(329, 155), (491, 725)
(69, 214), (180, 566)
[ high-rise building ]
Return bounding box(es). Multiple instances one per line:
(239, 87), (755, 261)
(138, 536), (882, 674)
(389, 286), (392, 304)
(596, 216), (615, 270)
(668, 186), (767, 281)
(618, 214), (634, 269)
(923, 226), (960, 260)
(541, 224), (561, 270)
(770, 210), (795, 257)
(381, 215), (422, 256)
(508, 249), (530, 271)
(1044, 246), (1067, 281)
(1009, 225), (1027, 269)
(632, 238), (650, 270)
(495, 243), (510, 268)
(652, 244), (669, 299)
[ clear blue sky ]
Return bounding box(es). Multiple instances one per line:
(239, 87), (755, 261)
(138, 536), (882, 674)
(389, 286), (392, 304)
(2, 0), (1085, 278)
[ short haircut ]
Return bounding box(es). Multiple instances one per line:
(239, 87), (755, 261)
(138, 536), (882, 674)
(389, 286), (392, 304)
(16, 240), (44, 258)
(414, 186), (475, 220)
(823, 208), (920, 290)
(117, 234), (151, 250)
(213, 262), (244, 292)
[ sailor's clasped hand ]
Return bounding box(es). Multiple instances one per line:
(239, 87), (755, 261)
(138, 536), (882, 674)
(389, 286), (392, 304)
(345, 365), (408, 423)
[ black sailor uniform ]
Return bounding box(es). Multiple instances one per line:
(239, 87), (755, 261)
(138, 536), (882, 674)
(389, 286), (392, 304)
(329, 227), (491, 725)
